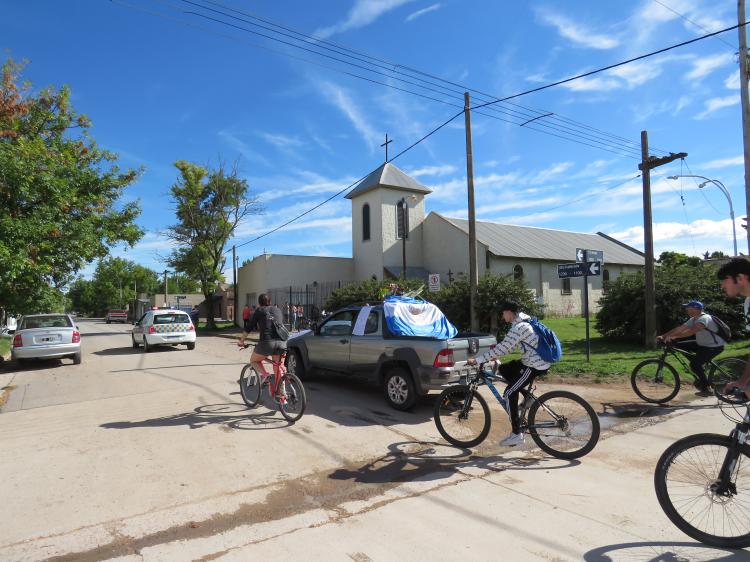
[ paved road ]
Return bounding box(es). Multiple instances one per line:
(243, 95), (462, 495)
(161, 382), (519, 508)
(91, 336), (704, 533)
(0, 320), (744, 561)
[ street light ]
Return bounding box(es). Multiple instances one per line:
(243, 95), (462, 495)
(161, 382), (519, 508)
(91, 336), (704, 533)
(667, 174), (738, 257)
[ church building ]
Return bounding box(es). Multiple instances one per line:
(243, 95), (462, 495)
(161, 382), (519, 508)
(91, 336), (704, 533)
(236, 162), (644, 319)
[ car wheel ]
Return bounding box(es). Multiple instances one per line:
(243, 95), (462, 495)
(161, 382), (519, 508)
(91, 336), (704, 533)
(106, 319), (110, 324)
(143, 338), (151, 353)
(285, 349), (307, 380)
(73, 352), (82, 365)
(132, 334), (139, 348)
(186, 342), (195, 350)
(383, 367), (417, 411)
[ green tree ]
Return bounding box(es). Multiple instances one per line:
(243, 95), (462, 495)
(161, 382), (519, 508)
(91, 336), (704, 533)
(158, 273), (201, 295)
(166, 160), (263, 328)
(0, 59), (142, 315)
(325, 278), (425, 311)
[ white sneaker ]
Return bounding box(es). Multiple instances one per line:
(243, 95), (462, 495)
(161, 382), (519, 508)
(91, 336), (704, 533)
(500, 432), (525, 447)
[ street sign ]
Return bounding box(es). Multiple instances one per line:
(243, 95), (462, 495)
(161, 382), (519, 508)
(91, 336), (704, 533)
(576, 248), (604, 264)
(558, 262), (602, 278)
(428, 273), (441, 292)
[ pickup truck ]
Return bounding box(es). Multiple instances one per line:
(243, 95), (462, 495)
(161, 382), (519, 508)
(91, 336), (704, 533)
(106, 309), (128, 324)
(285, 304), (496, 410)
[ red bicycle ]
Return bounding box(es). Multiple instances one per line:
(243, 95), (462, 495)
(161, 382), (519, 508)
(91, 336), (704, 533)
(238, 349), (306, 422)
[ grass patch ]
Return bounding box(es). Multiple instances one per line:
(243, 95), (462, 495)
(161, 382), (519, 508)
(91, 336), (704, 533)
(539, 317), (750, 382)
(197, 320), (237, 332)
(0, 337), (10, 359)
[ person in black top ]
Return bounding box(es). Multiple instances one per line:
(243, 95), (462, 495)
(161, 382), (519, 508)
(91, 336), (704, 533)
(241, 293), (287, 378)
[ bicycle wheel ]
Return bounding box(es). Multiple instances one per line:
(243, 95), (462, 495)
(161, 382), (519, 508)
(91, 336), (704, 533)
(709, 357), (748, 404)
(631, 359), (680, 403)
(527, 390), (600, 459)
(654, 433), (750, 548)
(239, 364), (262, 408)
(277, 373), (307, 422)
(434, 385), (491, 448)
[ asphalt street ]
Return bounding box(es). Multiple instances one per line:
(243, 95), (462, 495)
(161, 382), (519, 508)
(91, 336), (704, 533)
(0, 319), (745, 561)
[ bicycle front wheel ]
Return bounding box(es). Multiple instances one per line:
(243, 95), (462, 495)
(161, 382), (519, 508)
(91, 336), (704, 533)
(277, 373), (307, 422)
(709, 357), (748, 404)
(631, 359), (680, 403)
(239, 365), (262, 408)
(527, 390), (600, 459)
(434, 385), (491, 448)
(654, 433), (750, 548)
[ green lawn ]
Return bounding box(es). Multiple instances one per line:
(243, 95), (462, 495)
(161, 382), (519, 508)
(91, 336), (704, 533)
(196, 320), (236, 332)
(0, 337), (10, 359)
(537, 317), (750, 382)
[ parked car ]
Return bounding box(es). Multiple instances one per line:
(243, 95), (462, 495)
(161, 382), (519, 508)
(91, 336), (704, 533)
(131, 309), (196, 352)
(106, 309), (128, 323)
(286, 305), (496, 410)
(11, 313), (82, 365)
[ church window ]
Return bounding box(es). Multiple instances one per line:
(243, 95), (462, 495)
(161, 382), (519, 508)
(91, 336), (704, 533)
(513, 264), (524, 281)
(362, 204), (370, 241)
(562, 278), (571, 295)
(396, 200), (408, 239)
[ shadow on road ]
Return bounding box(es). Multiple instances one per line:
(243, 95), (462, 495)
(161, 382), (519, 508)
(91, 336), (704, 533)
(584, 541), (742, 561)
(599, 400), (719, 420)
(0, 358), (67, 372)
(329, 439), (579, 484)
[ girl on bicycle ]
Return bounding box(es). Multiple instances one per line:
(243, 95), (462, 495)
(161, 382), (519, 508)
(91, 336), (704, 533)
(240, 293), (286, 379)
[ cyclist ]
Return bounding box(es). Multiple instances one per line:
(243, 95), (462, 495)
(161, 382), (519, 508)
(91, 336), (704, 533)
(239, 293), (287, 381)
(656, 300), (725, 392)
(718, 257), (750, 397)
(467, 301), (550, 446)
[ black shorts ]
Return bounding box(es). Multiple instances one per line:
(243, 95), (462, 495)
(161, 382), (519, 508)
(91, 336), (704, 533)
(254, 339), (287, 356)
(243, 319), (251, 332)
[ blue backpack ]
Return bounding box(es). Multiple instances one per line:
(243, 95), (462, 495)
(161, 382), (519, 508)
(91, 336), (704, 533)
(522, 318), (563, 364)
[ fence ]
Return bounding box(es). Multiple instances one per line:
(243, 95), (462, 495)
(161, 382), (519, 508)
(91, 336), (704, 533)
(267, 280), (353, 324)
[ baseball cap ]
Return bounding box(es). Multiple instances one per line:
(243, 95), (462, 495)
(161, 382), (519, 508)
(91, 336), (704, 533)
(681, 300), (704, 309)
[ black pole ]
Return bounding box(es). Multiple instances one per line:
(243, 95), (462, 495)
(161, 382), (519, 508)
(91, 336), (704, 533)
(583, 250), (590, 362)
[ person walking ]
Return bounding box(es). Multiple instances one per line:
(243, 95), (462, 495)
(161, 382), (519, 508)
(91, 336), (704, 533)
(239, 304), (252, 347)
(291, 303), (298, 331)
(718, 258), (750, 397)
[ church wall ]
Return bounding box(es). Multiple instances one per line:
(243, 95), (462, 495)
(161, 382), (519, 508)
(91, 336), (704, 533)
(380, 189), (425, 273)
(422, 213), (488, 283)
(352, 191), (384, 281)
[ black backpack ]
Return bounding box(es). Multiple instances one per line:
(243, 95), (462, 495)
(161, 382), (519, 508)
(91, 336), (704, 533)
(707, 314), (732, 343)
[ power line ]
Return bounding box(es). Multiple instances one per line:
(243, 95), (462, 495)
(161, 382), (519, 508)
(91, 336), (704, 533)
(650, 0), (737, 52)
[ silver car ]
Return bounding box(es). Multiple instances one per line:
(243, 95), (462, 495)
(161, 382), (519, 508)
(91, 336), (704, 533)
(11, 314), (82, 365)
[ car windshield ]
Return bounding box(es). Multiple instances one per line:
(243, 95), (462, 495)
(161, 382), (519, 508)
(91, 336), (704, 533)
(21, 315), (72, 329)
(153, 313), (191, 324)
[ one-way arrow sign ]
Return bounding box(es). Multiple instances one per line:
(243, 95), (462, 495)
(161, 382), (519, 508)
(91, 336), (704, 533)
(558, 261), (602, 278)
(587, 261), (600, 276)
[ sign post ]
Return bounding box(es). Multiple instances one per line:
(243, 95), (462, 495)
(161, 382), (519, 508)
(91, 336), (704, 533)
(428, 273), (441, 292)
(559, 250), (603, 362)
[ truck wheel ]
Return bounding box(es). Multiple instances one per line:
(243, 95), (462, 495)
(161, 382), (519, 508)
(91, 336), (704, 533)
(383, 367), (417, 411)
(285, 350), (307, 380)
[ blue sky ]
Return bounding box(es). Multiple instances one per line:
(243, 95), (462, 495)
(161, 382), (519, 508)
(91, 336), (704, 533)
(3, 0), (748, 277)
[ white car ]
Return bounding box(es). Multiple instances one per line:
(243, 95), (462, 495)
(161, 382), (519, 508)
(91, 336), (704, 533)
(11, 313), (82, 364)
(131, 309), (196, 352)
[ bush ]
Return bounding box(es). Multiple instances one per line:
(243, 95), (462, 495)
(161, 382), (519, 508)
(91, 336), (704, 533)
(325, 279), (425, 311)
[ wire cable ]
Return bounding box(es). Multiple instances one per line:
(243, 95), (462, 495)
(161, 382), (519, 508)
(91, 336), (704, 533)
(651, 0), (737, 52)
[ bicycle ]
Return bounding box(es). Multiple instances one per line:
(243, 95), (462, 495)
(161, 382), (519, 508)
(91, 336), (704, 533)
(433, 362), (600, 459)
(630, 341), (747, 404)
(654, 387), (750, 548)
(237, 346), (307, 422)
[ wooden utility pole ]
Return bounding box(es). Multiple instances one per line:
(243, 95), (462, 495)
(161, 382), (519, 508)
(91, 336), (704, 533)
(464, 92), (478, 332)
(163, 270), (169, 307)
(400, 198), (407, 279)
(639, 131), (687, 348)
(739, 0), (750, 254)
(232, 245), (237, 327)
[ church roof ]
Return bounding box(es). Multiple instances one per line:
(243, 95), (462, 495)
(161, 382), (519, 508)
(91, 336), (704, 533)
(437, 213), (644, 266)
(345, 163), (432, 199)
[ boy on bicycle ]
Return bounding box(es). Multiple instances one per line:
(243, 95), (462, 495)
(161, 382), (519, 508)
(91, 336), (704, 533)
(656, 300), (725, 392)
(239, 293), (287, 380)
(718, 258), (750, 397)
(467, 301), (549, 446)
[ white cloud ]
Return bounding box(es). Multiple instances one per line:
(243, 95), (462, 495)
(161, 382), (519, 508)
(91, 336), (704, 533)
(317, 81), (380, 150)
(258, 132), (304, 149)
(315, 0), (416, 38)
(686, 53), (733, 80)
(725, 70), (740, 90)
(217, 130), (270, 167)
(694, 94), (740, 120)
(560, 75), (621, 92)
(606, 60), (663, 88)
(405, 3), (440, 22)
(530, 162), (573, 184)
(610, 218), (739, 245)
(701, 155), (744, 170)
(408, 164), (457, 177)
(536, 10), (618, 49)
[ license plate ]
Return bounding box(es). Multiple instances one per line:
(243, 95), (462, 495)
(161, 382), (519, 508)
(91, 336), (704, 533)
(41, 336), (56, 343)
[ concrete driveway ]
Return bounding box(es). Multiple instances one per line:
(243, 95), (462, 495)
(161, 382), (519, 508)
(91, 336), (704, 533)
(0, 319), (744, 561)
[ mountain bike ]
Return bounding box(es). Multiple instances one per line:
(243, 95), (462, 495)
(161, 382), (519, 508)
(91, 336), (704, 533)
(654, 388), (750, 548)
(238, 347), (306, 422)
(434, 362), (600, 459)
(631, 341), (746, 404)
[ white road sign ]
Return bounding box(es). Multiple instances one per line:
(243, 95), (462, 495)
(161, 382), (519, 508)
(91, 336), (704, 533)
(428, 273), (441, 292)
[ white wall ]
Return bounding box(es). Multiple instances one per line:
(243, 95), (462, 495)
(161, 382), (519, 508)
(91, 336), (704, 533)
(351, 191), (383, 281)
(380, 189), (425, 273)
(422, 213), (488, 283)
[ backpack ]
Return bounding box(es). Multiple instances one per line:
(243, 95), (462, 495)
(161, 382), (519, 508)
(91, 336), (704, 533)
(707, 314), (732, 343)
(522, 318), (563, 364)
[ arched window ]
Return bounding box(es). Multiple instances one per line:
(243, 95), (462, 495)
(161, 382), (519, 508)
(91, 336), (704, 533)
(396, 199), (408, 239)
(513, 264), (524, 281)
(603, 269), (610, 293)
(362, 204), (370, 241)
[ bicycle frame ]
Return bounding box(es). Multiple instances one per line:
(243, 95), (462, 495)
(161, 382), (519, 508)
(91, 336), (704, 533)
(256, 355), (287, 398)
(716, 405), (750, 495)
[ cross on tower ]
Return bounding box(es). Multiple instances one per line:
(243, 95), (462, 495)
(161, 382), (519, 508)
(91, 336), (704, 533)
(381, 133), (393, 162)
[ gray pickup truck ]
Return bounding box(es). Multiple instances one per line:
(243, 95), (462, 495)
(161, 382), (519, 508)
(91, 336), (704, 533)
(285, 305), (496, 410)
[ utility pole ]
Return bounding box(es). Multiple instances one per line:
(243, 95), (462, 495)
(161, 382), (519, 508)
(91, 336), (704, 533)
(400, 198), (407, 279)
(464, 92), (479, 332)
(163, 270), (169, 307)
(232, 246), (238, 327)
(639, 130), (687, 348)
(739, 0), (750, 254)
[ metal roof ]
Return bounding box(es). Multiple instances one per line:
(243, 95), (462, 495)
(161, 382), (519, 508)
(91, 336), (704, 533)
(436, 213), (644, 265)
(345, 163), (432, 199)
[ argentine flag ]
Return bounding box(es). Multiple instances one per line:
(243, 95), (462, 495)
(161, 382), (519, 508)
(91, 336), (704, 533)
(383, 296), (458, 339)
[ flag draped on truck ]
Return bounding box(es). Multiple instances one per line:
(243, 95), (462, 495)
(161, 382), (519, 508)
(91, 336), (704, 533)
(382, 296), (458, 339)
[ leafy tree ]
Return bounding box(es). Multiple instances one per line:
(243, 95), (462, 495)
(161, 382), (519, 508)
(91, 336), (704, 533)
(166, 160), (263, 328)
(158, 273), (201, 295)
(325, 278), (425, 311)
(596, 252), (745, 341)
(0, 59), (142, 315)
